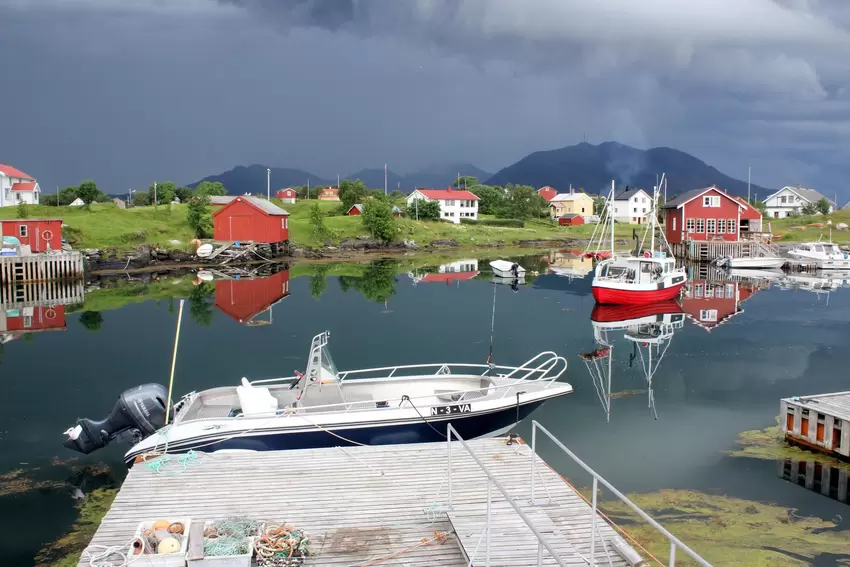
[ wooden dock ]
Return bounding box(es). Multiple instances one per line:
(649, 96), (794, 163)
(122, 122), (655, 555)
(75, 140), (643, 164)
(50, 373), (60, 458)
(781, 391), (850, 459)
(0, 251), (83, 283)
(77, 438), (653, 567)
(671, 239), (778, 263)
(0, 277), (85, 307)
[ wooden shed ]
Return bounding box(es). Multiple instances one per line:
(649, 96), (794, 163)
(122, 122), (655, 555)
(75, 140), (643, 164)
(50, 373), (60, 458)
(214, 269), (290, 325)
(1, 218), (63, 253)
(558, 213), (585, 226)
(275, 188), (297, 204)
(212, 196), (290, 244)
(347, 204), (364, 216)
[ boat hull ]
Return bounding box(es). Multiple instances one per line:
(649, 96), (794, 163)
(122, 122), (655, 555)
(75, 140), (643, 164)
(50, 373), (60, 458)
(591, 282), (685, 305)
(124, 397), (560, 465)
(726, 257), (786, 269)
(591, 300), (682, 323)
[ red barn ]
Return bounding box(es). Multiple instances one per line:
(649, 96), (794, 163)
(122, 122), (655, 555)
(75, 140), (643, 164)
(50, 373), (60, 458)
(538, 186), (557, 202)
(0, 218), (63, 253)
(214, 269), (290, 325)
(558, 213), (585, 226)
(681, 279), (756, 333)
(212, 196), (290, 243)
(275, 188), (297, 204)
(662, 186), (755, 244)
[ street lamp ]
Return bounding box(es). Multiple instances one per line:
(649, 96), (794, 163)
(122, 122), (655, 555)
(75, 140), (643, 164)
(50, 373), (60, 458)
(267, 168), (271, 200)
(128, 188), (136, 208)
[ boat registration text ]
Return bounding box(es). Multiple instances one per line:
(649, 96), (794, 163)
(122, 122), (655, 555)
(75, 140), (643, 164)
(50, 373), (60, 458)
(430, 404), (472, 416)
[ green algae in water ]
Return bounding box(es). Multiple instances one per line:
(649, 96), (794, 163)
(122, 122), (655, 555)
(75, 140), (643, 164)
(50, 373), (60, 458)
(34, 487), (118, 567)
(598, 489), (850, 567)
(729, 424), (850, 473)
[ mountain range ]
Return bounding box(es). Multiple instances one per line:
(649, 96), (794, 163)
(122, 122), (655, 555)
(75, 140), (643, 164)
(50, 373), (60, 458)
(191, 142), (770, 198)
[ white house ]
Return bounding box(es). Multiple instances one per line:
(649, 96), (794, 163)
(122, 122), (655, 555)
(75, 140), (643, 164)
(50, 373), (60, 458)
(407, 188), (479, 224)
(764, 185), (834, 218)
(611, 188), (652, 224)
(0, 164), (40, 207)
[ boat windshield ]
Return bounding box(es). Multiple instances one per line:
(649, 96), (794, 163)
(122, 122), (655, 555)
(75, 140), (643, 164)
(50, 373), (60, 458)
(321, 344), (339, 379)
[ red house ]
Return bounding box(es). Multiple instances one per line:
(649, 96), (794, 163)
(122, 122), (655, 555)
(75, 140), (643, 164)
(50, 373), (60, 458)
(681, 279), (756, 332)
(212, 196), (290, 243)
(275, 188), (297, 204)
(558, 213), (585, 226)
(1, 304), (67, 344)
(214, 269), (290, 325)
(0, 218), (63, 253)
(662, 186), (760, 244)
(538, 186), (557, 202)
(347, 204), (364, 216)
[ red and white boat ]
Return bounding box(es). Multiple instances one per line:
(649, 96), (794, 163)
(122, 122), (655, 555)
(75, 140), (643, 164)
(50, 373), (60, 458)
(590, 175), (687, 305)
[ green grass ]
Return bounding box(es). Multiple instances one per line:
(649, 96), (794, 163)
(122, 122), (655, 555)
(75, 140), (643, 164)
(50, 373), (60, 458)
(763, 209), (850, 243)
(0, 202), (195, 250)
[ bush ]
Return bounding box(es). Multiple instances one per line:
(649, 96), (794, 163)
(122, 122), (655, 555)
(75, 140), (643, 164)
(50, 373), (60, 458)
(362, 197), (395, 243)
(460, 218), (524, 228)
(407, 199), (441, 221)
(187, 195), (213, 238)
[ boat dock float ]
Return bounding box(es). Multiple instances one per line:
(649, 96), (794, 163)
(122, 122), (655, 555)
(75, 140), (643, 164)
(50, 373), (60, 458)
(77, 422), (709, 566)
(781, 391), (850, 459)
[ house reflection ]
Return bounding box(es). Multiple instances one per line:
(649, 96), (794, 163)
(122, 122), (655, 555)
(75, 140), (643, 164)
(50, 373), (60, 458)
(212, 265), (291, 326)
(581, 301), (685, 421)
(408, 259), (479, 286)
(0, 280), (84, 343)
(545, 249), (593, 280)
(682, 265), (765, 332)
(779, 458), (849, 505)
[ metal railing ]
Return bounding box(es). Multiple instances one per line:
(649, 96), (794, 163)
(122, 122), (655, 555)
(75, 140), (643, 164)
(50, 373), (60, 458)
(530, 421), (711, 567)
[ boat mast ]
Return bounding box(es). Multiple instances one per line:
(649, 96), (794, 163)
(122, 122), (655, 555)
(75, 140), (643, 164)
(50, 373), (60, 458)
(650, 184), (657, 255)
(610, 180), (615, 254)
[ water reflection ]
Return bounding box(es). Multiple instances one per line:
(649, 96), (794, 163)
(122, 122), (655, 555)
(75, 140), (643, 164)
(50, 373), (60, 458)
(208, 265), (291, 326)
(779, 458), (849, 505)
(544, 249), (593, 281)
(408, 259), (480, 286)
(682, 266), (763, 332)
(1, 280), (85, 345)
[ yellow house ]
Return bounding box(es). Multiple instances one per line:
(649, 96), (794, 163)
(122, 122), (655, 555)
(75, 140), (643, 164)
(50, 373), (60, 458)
(549, 192), (594, 218)
(547, 250), (593, 278)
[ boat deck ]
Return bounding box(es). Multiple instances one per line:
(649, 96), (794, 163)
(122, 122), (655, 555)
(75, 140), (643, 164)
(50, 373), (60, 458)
(77, 438), (644, 566)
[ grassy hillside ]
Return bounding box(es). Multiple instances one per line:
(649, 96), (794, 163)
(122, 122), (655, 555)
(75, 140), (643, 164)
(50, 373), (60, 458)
(764, 209), (850, 243)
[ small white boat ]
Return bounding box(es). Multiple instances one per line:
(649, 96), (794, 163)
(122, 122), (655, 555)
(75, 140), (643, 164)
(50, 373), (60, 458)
(62, 332), (572, 464)
(787, 241), (850, 269)
(727, 268), (785, 281)
(490, 260), (526, 279)
(716, 255), (786, 269)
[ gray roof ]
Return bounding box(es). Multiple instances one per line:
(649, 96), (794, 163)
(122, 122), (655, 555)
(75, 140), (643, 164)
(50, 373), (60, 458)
(242, 196), (289, 216)
(392, 205), (403, 214)
(559, 213), (581, 219)
(209, 195), (236, 205)
(776, 186), (833, 206)
(613, 188), (648, 201)
(350, 204), (364, 213)
(661, 187), (708, 208)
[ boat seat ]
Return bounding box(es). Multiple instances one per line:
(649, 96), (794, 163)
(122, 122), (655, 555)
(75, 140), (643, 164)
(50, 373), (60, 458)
(236, 378), (278, 416)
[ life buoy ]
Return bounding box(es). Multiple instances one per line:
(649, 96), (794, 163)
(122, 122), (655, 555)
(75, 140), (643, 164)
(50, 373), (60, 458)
(45, 307), (56, 319)
(644, 251), (651, 258)
(42, 230), (54, 241)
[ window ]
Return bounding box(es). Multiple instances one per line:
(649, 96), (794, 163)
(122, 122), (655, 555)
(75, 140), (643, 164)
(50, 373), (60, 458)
(700, 309), (718, 322)
(642, 208), (647, 213)
(780, 196), (787, 204)
(704, 285), (715, 298)
(696, 218), (705, 233)
(19, 225), (27, 238)
(707, 219), (716, 233)
(672, 218), (677, 231)
(694, 283), (704, 298)
(281, 218), (288, 229)
(445, 200), (455, 206)
(686, 218), (695, 233)
(633, 207), (637, 213)
(717, 219), (726, 233)
(703, 195), (721, 207)
(581, 207), (585, 213)
(23, 316), (32, 328)
(773, 211), (779, 218)
(726, 283), (735, 298)
(728, 218), (736, 233)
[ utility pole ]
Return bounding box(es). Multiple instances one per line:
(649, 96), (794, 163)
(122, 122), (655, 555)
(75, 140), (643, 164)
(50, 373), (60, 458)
(384, 163), (388, 195)
(307, 178), (310, 199)
(267, 168), (270, 200)
(337, 174), (340, 189)
(747, 166), (751, 203)
(154, 181), (157, 210)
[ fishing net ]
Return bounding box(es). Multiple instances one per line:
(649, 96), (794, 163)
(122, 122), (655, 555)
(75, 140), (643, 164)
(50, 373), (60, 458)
(255, 522), (311, 567)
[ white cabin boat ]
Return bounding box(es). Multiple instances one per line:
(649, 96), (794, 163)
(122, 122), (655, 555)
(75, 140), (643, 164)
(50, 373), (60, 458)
(788, 241), (850, 269)
(63, 332), (572, 464)
(716, 255), (786, 269)
(490, 260), (526, 279)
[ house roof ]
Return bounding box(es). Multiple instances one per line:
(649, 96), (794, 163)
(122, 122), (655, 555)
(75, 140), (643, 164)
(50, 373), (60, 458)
(549, 192), (591, 203)
(614, 188), (648, 201)
(276, 188), (296, 195)
(209, 195), (236, 205)
(349, 204), (364, 213)
(0, 165), (34, 180)
(0, 218), (62, 223)
(11, 182), (37, 192)
(414, 189), (479, 201)
(729, 195), (762, 220)
(768, 186), (833, 206)
(559, 213), (581, 219)
(662, 186), (739, 209)
(212, 195), (289, 217)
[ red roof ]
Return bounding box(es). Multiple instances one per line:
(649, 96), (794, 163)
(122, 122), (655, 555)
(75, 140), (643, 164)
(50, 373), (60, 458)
(11, 182), (37, 192)
(730, 195), (762, 220)
(420, 271), (479, 283)
(415, 189), (479, 201)
(0, 165), (34, 180)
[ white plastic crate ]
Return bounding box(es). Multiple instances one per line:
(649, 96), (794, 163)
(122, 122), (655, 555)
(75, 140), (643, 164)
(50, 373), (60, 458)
(129, 518), (192, 567)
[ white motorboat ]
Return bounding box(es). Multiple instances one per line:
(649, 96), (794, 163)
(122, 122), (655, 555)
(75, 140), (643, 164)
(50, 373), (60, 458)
(63, 332), (572, 464)
(787, 241), (850, 269)
(716, 255), (786, 269)
(490, 260), (526, 279)
(727, 268), (785, 281)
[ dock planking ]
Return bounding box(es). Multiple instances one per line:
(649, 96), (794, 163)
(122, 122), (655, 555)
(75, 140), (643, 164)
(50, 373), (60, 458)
(781, 391), (850, 459)
(77, 438), (642, 567)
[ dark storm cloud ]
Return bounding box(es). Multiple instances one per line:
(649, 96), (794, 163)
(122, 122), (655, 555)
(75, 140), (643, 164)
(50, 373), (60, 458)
(1, 0), (849, 195)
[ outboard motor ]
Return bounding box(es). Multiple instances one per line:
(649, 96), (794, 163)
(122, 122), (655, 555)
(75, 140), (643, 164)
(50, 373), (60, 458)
(63, 384), (168, 455)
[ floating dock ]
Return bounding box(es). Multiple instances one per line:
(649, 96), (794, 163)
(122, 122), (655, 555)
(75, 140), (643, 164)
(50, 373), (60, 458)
(76, 428), (709, 567)
(779, 458), (849, 504)
(781, 391), (850, 459)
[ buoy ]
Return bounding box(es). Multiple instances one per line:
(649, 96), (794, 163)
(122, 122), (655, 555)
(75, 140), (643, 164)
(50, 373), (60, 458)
(157, 537), (181, 554)
(152, 519), (170, 531)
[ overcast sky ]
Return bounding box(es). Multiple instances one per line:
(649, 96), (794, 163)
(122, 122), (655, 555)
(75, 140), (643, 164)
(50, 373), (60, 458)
(1, 0), (848, 197)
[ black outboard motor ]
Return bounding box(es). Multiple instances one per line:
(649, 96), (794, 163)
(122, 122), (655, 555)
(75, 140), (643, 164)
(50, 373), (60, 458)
(63, 384), (168, 455)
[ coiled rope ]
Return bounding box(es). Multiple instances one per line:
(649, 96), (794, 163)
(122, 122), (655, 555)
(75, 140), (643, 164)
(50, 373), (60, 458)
(350, 531), (450, 567)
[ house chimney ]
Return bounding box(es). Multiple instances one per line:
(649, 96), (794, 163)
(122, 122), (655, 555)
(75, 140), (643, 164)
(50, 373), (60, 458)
(446, 185), (452, 192)
(796, 183), (801, 189)
(570, 184), (574, 195)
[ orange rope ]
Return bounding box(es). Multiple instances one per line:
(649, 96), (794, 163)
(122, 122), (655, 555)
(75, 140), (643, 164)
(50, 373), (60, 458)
(560, 475), (666, 567)
(354, 531), (449, 567)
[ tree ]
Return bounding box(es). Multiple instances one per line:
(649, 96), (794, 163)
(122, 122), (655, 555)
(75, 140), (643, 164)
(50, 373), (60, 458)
(468, 185), (505, 215)
(309, 264), (330, 300)
(309, 202), (332, 242)
(79, 311), (103, 331)
(453, 176), (479, 189)
(801, 202), (818, 216)
(816, 197), (832, 215)
(407, 198), (441, 221)
(338, 260), (398, 303)
(339, 179), (368, 211)
(194, 181), (228, 196)
(187, 195), (213, 237)
(499, 184), (546, 219)
(362, 196), (395, 242)
(189, 283), (215, 327)
(133, 191), (151, 207)
(57, 186), (80, 206)
(16, 202), (28, 219)
(76, 180), (99, 205)
(592, 195), (607, 216)
(151, 181), (177, 205)
(175, 186), (193, 203)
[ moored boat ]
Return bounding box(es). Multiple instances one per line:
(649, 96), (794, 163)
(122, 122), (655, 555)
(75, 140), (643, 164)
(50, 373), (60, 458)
(62, 332), (572, 464)
(716, 255), (786, 269)
(490, 260), (526, 279)
(787, 241), (850, 269)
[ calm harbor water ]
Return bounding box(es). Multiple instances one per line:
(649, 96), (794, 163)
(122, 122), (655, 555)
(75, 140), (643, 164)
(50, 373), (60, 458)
(2, 253), (850, 565)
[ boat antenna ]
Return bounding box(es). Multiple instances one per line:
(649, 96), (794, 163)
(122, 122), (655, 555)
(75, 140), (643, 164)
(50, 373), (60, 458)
(164, 299), (186, 425)
(487, 282), (497, 368)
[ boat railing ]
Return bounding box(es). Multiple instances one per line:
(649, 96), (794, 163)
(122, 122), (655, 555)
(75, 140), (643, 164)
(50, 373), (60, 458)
(526, 421), (712, 567)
